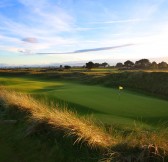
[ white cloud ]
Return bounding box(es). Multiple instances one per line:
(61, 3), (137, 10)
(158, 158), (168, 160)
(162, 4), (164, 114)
(0, 0), (168, 65)
(0, 0), (79, 54)
(89, 18), (143, 24)
(18, 0), (75, 32)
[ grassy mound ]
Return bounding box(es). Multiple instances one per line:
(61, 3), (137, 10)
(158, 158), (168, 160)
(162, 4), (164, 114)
(0, 87), (113, 148)
(84, 72), (168, 99)
(0, 88), (168, 161)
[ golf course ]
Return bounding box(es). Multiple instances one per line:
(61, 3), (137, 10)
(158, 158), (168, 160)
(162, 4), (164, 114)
(0, 70), (168, 162)
(1, 74), (168, 128)
(2, 0), (168, 161)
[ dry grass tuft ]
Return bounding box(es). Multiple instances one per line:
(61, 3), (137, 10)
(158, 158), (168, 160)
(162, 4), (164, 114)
(0, 87), (168, 161)
(103, 126), (168, 161)
(0, 87), (115, 149)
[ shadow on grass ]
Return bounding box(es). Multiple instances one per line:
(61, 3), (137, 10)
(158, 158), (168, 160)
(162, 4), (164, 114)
(0, 101), (168, 162)
(123, 115), (168, 128)
(31, 85), (66, 93)
(0, 104), (104, 162)
(33, 93), (106, 116)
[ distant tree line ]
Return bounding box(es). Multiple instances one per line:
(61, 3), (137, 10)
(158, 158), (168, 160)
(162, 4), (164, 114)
(46, 59), (168, 71)
(115, 59), (168, 69)
(85, 61), (109, 69)
(84, 59), (168, 70)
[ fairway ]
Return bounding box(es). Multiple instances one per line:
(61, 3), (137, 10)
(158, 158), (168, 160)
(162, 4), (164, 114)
(0, 76), (168, 127)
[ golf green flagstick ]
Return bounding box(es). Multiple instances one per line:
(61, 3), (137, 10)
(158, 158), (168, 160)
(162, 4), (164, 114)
(118, 86), (124, 100)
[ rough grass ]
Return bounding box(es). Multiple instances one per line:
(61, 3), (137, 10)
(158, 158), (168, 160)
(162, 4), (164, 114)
(88, 71), (168, 99)
(0, 87), (168, 161)
(0, 87), (114, 149)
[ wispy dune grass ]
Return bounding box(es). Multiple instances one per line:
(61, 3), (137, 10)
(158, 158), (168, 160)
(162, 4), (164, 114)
(0, 87), (168, 161)
(0, 87), (115, 149)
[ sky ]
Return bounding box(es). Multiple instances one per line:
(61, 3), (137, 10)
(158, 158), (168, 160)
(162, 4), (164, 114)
(0, 0), (168, 66)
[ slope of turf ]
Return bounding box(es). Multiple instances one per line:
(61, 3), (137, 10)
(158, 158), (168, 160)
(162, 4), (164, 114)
(0, 103), (102, 162)
(0, 76), (168, 127)
(1, 92), (167, 162)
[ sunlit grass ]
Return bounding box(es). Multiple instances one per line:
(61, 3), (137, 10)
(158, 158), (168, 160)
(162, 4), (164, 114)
(0, 88), (168, 161)
(0, 87), (114, 148)
(0, 76), (168, 128)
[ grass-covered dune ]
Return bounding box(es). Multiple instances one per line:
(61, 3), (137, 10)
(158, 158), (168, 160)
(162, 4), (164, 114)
(0, 88), (168, 162)
(0, 89), (109, 162)
(1, 70), (167, 98)
(80, 71), (168, 99)
(0, 76), (168, 128)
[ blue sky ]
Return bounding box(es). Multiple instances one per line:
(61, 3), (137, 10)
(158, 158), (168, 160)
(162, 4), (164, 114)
(0, 0), (168, 66)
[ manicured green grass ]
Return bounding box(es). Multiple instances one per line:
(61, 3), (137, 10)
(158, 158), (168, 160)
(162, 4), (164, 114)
(0, 76), (168, 128)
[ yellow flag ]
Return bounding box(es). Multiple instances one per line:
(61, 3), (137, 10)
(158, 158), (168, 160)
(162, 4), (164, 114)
(119, 86), (123, 90)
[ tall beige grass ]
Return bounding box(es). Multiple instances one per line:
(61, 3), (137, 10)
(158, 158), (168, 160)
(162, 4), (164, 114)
(0, 87), (167, 161)
(0, 87), (115, 149)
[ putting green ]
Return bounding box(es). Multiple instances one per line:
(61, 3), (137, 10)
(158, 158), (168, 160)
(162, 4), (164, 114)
(0, 76), (168, 127)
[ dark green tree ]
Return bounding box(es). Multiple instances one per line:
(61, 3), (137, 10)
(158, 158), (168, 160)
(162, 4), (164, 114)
(158, 61), (167, 68)
(94, 63), (100, 68)
(116, 62), (123, 68)
(101, 62), (109, 67)
(124, 60), (134, 67)
(135, 59), (151, 68)
(151, 61), (158, 69)
(64, 65), (71, 70)
(86, 61), (94, 69)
